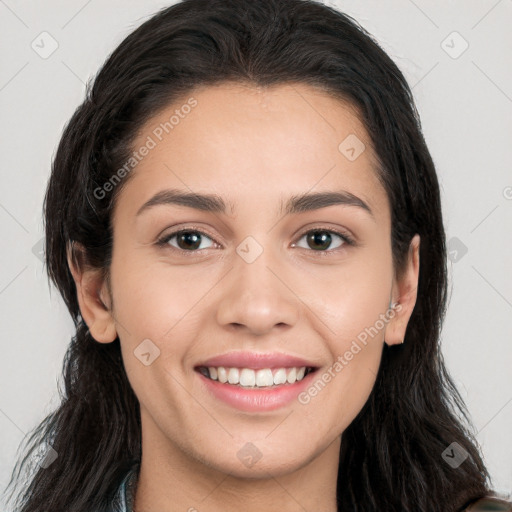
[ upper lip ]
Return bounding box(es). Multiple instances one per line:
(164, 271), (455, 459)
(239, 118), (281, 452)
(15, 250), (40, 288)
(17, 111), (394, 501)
(196, 351), (319, 370)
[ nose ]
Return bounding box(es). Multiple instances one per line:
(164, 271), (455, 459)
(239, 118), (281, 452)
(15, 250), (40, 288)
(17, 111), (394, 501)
(215, 245), (300, 336)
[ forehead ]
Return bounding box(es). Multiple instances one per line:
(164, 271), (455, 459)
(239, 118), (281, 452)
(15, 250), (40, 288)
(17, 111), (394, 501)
(114, 82), (388, 222)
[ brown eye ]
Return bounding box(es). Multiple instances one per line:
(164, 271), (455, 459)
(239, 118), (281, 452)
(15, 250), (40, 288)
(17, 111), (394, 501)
(294, 229), (348, 252)
(160, 230), (214, 251)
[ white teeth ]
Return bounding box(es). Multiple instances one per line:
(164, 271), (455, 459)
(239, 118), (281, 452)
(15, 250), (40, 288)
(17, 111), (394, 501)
(217, 366), (228, 383)
(239, 368), (256, 387)
(255, 369), (274, 387)
(227, 368), (239, 384)
(273, 368), (287, 385)
(286, 367), (297, 384)
(201, 366), (310, 387)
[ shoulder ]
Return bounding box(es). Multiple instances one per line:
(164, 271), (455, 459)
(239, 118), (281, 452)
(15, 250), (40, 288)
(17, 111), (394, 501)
(462, 492), (512, 511)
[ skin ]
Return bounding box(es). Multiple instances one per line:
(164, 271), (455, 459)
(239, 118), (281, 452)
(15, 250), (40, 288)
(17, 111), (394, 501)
(68, 82), (420, 512)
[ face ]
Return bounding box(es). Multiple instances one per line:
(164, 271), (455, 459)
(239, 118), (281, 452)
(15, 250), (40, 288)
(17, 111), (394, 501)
(74, 82), (418, 479)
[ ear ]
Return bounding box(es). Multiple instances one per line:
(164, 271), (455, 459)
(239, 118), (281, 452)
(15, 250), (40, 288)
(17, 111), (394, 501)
(384, 234), (420, 346)
(66, 241), (117, 343)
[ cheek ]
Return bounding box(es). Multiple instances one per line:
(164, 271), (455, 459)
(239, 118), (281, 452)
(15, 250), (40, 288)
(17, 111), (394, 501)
(312, 252), (393, 345)
(110, 253), (214, 399)
(110, 246), (208, 340)
(301, 249), (391, 419)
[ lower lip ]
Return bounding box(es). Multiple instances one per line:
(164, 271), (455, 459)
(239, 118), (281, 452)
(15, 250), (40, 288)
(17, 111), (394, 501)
(196, 370), (317, 412)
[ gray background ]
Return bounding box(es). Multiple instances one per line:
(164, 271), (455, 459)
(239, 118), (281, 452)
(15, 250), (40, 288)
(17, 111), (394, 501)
(1, 0), (511, 507)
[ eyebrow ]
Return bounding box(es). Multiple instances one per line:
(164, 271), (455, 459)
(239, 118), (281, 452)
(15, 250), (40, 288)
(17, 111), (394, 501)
(136, 188), (374, 218)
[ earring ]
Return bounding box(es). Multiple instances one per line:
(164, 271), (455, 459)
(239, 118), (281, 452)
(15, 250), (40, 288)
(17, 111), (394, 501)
(389, 299), (400, 310)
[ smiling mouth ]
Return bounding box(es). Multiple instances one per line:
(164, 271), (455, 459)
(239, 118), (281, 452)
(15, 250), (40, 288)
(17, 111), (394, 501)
(195, 365), (317, 388)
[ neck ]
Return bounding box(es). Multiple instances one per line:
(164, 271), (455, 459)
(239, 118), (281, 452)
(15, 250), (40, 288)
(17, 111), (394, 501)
(132, 410), (340, 512)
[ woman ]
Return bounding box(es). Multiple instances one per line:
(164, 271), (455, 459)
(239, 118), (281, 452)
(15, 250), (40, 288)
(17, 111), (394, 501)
(5, 0), (511, 510)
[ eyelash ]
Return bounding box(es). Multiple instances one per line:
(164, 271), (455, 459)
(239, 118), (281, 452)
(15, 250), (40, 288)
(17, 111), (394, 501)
(156, 225), (356, 257)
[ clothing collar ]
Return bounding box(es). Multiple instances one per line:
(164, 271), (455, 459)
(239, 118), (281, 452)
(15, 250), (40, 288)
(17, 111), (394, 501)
(115, 464), (139, 512)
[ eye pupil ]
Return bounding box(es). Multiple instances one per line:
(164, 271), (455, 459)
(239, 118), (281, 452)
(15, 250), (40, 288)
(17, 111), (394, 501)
(178, 231), (202, 250)
(164, 228), (346, 254)
(307, 231), (332, 251)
